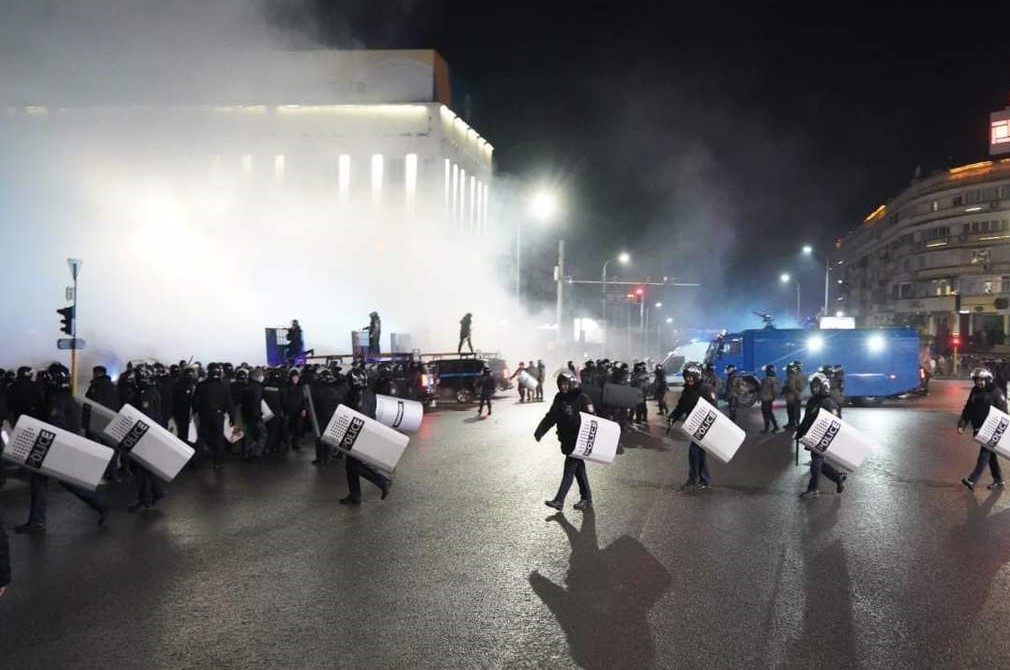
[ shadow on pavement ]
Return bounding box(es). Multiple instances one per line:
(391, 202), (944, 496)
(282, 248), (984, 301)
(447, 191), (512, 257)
(530, 511), (671, 669)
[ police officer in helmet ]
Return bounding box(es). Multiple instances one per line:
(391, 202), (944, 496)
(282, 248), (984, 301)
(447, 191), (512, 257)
(339, 368), (391, 505)
(958, 367), (1007, 490)
(535, 371), (595, 511)
(668, 363), (717, 490)
(797, 372), (846, 498)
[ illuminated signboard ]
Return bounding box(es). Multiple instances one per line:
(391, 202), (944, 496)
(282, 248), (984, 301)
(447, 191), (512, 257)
(990, 109), (1010, 156)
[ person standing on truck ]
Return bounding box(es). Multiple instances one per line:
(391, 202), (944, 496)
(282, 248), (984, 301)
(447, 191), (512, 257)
(667, 364), (716, 490)
(958, 367), (1007, 491)
(286, 319), (304, 365)
(783, 361), (804, 431)
(458, 313), (474, 354)
(725, 364), (742, 422)
(759, 364), (781, 433)
(798, 372), (846, 499)
(364, 312), (381, 355)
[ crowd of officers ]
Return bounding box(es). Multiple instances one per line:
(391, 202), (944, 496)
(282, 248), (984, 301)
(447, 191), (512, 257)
(0, 357), (398, 533)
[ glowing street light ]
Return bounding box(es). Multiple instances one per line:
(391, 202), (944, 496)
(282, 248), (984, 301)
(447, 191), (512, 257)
(602, 252), (631, 326)
(802, 244), (830, 316)
(529, 189), (561, 222)
(654, 302), (663, 308)
(781, 272), (801, 322)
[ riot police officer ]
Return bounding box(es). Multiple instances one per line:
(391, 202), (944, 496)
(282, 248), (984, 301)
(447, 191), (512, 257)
(15, 363), (109, 533)
(129, 365), (166, 512)
(364, 312), (381, 355)
(281, 368), (307, 452)
(783, 361), (804, 430)
(171, 366), (197, 443)
(797, 372), (845, 498)
(958, 367), (1007, 490)
(340, 369), (392, 505)
(287, 319), (304, 364)
(702, 362), (722, 398)
(667, 363), (716, 490)
(535, 372), (595, 511)
(759, 364), (781, 433)
(653, 364), (669, 416)
(477, 365), (496, 417)
(85, 365), (121, 479)
(310, 368), (344, 467)
(725, 364), (741, 422)
(193, 362), (235, 470)
(8, 366), (44, 422)
(235, 368), (266, 462)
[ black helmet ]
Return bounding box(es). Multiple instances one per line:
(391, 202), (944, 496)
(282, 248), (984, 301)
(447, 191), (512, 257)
(317, 368), (336, 384)
(235, 368), (250, 383)
(46, 362), (71, 389)
(654, 363), (664, 372)
(683, 363), (702, 383)
(169, 364), (180, 377)
(184, 366), (198, 380)
(703, 362), (715, 372)
(809, 371), (831, 394)
(207, 362), (222, 379)
(790, 360), (802, 370)
(764, 364), (776, 376)
(135, 365), (155, 388)
(557, 371), (578, 390)
(725, 364), (736, 374)
(819, 364), (833, 376)
(288, 367), (301, 380)
(16, 366), (32, 380)
(153, 362), (166, 377)
(349, 368), (368, 389)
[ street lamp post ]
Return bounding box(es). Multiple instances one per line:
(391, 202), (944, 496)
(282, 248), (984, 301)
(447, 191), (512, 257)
(781, 273), (801, 323)
(601, 252), (630, 325)
(802, 245), (830, 316)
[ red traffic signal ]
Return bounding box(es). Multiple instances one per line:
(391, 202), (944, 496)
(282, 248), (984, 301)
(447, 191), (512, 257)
(950, 335), (962, 348)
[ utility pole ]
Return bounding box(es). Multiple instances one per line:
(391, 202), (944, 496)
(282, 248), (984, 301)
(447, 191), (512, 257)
(67, 258), (82, 394)
(555, 239), (565, 343)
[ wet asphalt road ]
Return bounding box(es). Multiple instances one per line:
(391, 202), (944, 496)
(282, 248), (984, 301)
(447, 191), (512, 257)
(1, 380), (1007, 668)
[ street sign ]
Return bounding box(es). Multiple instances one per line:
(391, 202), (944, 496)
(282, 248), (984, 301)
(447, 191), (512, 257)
(57, 338), (86, 350)
(67, 258), (82, 280)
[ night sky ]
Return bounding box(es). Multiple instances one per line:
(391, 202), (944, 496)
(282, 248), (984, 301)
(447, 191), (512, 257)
(293, 1), (1010, 324)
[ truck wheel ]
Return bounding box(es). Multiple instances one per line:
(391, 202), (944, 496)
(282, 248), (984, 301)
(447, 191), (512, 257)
(456, 388), (473, 404)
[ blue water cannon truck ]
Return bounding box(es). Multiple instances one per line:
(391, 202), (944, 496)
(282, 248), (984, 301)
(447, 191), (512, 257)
(705, 327), (923, 406)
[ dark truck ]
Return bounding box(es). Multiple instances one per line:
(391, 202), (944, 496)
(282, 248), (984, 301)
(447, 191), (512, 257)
(707, 327), (922, 406)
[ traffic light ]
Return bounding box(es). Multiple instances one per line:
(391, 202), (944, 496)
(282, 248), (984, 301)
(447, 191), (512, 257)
(950, 334), (962, 349)
(633, 286), (645, 304)
(57, 306), (74, 335)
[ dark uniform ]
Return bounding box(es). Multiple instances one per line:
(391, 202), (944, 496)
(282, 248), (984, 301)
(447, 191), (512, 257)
(340, 372), (391, 505)
(193, 363), (235, 469)
(86, 367), (121, 477)
(535, 360), (546, 402)
(668, 367), (716, 489)
(8, 367), (44, 421)
(171, 368), (197, 443)
(281, 370), (307, 451)
(535, 373), (595, 510)
(783, 363), (804, 430)
(130, 369), (166, 511)
(477, 368), (496, 417)
(287, 320), (304, 364)
(16, 364), (109, 533)
(310, 371), (344, 466)
(759, 365), (781, 433)
(458, 313), (473, 354)
(725, 365), (741, 422)
(959, 368), (1007, 490)
(798, 374), (845, 497)
(653, 365), (669, 416)
(235, 371), (266, 460)
(366, 312), (381, 355)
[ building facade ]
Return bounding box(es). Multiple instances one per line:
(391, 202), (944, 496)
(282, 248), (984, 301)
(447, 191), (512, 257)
(833, 159), (1010, 352)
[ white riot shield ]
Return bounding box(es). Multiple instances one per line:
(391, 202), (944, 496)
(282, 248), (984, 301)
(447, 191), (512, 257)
(321, 405), (409, 475)
(104, 404), (195, 482)
(374, 395), (424, 433)
(305, 385), (321, 437)
(569, 413), (621, 465)
(975, 405), (1010, 458)
(74, 394), (118, 440)
(678, 396), (746, 464)
(798, 410), (874, 473)
(518, 371), (539, 391)
(261, 399), (275, 423)
(2, 415), (113, 491)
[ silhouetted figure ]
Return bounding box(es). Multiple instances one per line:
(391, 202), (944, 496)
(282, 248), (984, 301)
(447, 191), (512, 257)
(458, 312), (473, 354)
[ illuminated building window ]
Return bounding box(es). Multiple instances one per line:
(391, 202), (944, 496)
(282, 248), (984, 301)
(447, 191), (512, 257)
(242, 154), (253, 175)
(371, 154), (383, 204)
(405, 153), (418, 212)
(931, 200), (939, 212)
(444, 159), (451, 213)
(274, 155), (285, 183)
(459, 168), (467, 229)
(469, 175), (476, 232)
(338, 154), (350, 202)
(475, 179), (483, 233)
(452, 163), (459, 223)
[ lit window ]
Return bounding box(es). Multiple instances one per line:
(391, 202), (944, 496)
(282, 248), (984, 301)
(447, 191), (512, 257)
(338, 154), (350, 201)
(371, 154), (383, 203)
